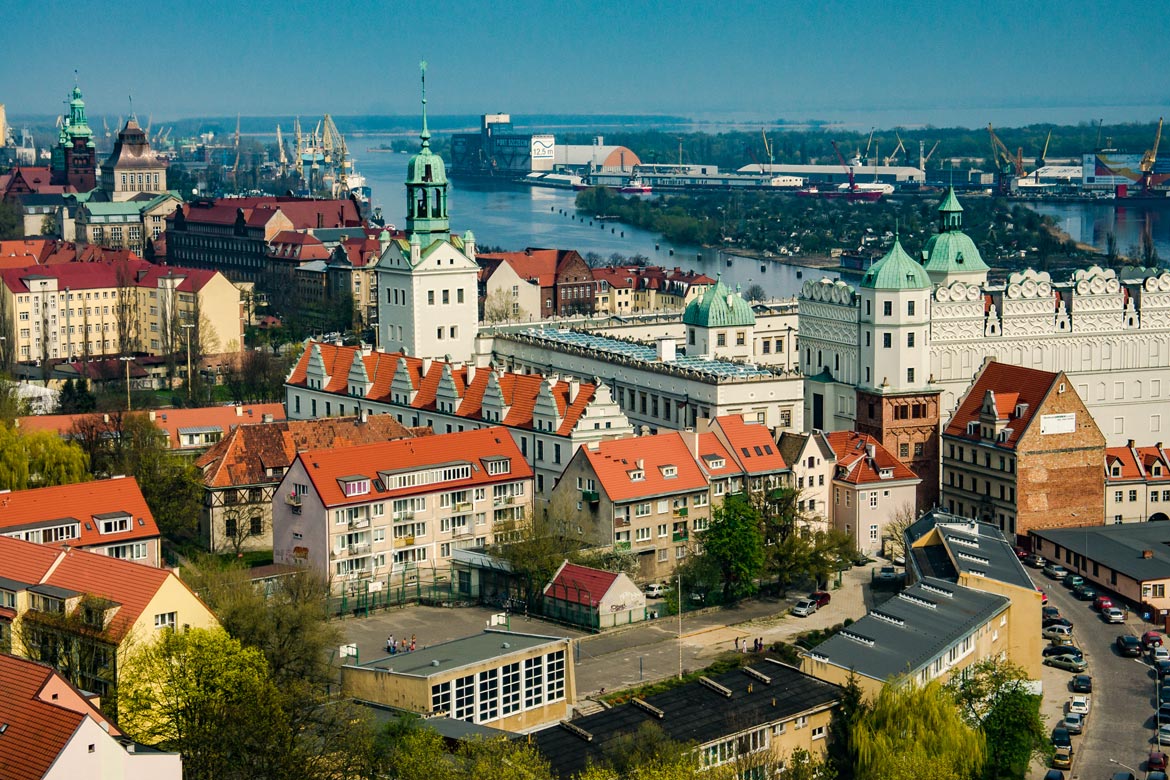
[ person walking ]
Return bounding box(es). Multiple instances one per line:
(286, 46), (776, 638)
(734, 636), (741, 651)
(386, 634), (394, 653)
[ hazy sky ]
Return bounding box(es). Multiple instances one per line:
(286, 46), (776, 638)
(5, 0), (1169, 127)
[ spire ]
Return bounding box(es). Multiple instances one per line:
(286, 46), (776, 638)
(938, 186), (963, 231)
(419, 60), (430, 147)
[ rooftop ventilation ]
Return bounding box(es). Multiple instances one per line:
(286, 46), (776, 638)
(631, 698), (665, 719)
(699, 676), (733, 698)
(920, 582), (955, 598)
(870, 610), (905, 627)
(956, 551), (991, 566)
(743, 667), (771, 685)
(899, 592), (938, 609)
(559, 720), (593, 742)
(840, 630), (876, 647)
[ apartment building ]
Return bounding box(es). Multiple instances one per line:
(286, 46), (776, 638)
(0, 258), (244, 363)
(826, 431), (921, 556)
(941, 360), (1105, 542)
(271, 427), (533, 595)
(478, 248), (595, 319)
(0, 476), (162, 567)
(1104, 441), (1170, 524)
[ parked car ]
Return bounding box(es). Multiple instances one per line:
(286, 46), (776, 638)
(1155, 703), (1170, 723)
(1094, 595), (1115, 611)
(1043, 644), (1083, 659)
(1158, 723), (1170, 746)
(1102, 607), (1127, 623)
(1044, 617), (1074, 629)
(1071, 674), (1093, 693)
(1043, 624), (1075, 641)
(1073, 585), (1098, 601)
(792, 598), (818, 617)
(1068, 695), (1090, 715)
(1118, 634), (1144, 656)
(1044, 564), (1069, 580)
(1156, 660), (1170, 680)
(1027, 553), (1046, 568)
(1044, 769), (1066, 780)
(1045, 655), (1088, 672)
(1062, 712), (1085, 734)
(1043, 606), (1062, 621)
(1064, 574), (1084, 589)
(809, 590), (831, 607)
(1153, 646), (1170, 664)
(1148, 772), (1168, 780)
(1152, 752), (1169, 772)
(1052, 747), (1072, 770)
(1112, 772), (1137, 780)
(876, 566), (899, 582)
(1014, 546), (1029, 560)
(1146, 631), (1165, 649)
(1160, 685), (1170, 705)
(1051, 727), (1072, 749)
(643, 583), (668, 598)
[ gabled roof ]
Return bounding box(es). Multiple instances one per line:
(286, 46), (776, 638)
(543, 562), (619, 607)
(943, 361), (1064, 450)
(295, 426), (530, 508)
(0, 654), (115, 780)
(1105, 444), (1170, 483)
(777, 429), (836, 471)
(0, 257), (224, 295)
(825, 431), (919, 485)
(709, 415), (787, 475)
(0, 535), (182, 642)
(18, 404), (286, 450)
(907, 510), (1037, 592)
(582, 432), (707, 502)
(197, 414), (424, 489)
(286, 342), (604, 437)
(0, 476), (159, 547)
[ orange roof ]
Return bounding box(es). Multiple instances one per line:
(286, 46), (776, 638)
(943, 361), (1062, 450)
(826, 431), (919, 485)
(479, 249), (561, 287)
(582, 432), (707, 502)
(287, 342), (597, 437)
(710, 415), (787, 475)
(0, 654), (112, 780)
(0, 476), (158, 547)
(17, 404), (286, 449)
(0, 535), (180, 642)
(1105, 445), (1170, 483)
(696, 432), (739, 478)
(296, 426), (530, 508)
(197, 414), (424, 489)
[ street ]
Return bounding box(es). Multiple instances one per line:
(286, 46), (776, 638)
(1037, 573), (1161, 779)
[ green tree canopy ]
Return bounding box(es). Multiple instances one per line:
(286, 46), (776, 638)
(700, 494), (765, 602)
(0, 427), (89, 490)
(946, 659), (1045, 780)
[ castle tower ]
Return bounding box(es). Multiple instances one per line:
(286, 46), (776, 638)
(681, 276), (755, 360)
(404, 62), (449, 243)
(100, 118), (168, 201)
(853, 236), (941, 509)
(920, 187), (990, 287)
(50, 85), (96, 191)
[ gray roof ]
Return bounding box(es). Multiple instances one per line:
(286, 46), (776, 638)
(908, 510), (1037, 592)
(0, 575), (31, 592)
(807, 577), (1009, 683)
(353, 700), (508, 740)
(350, 630), (568, 678)
(530, 660), (840, 778)
(1032, 524), (1170, 583)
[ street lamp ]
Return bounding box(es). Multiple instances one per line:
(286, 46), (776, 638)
(181, 323), (195, 398)
(119, 355), (134, 411)
(1110, 758), (1140, 777)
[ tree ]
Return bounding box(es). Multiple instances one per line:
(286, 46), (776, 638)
(945, 658), (1045, 780)
(881, 503), (918, 563)
(827, 674), (870, 780)
(40, 212), (59, 236)
(455, 736), (553, 780)
(854, 680), (985, 780)
(699, 494), (765, 602)
(117, 627), (290, 780)
(743, 283), (767, 302)
(0, 375), (29, 425)
(483, 286), (526, 322)
(0, 199), (20, 239)
(0, 427), (89, 490)
(58, 378), (97, 414)
(490, 514), (583, 605)
(114, 262), (139, 355)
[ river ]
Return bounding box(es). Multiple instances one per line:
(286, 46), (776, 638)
(358, 152), (835, 299)
(1023, 200), (1170, 264)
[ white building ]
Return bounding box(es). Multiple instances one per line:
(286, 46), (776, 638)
(374, 96), (478, 364)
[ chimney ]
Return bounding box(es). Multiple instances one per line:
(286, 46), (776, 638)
(1143, 549), (1155, 559)
(1128, 439), (1136, 449)
(148, 410), (156, 421)
(865, 443), (876, 461)
(636, 458), (644, 470)
(262, 413), (274, 423)
(656, 337), (676, 362)
(235, 405), (243, 417)
(421, 357), (433, 375)
(466, 364), (476, 385)
(359, 407), (369, 424)
(568, 377), (581, 403)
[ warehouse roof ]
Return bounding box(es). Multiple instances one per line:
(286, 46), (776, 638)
(353, 630), (568, 677)
(1032, 524), (1170, 583)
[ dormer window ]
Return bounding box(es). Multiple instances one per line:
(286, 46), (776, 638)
(1111, 465), (1121, 477)
(340, 477), (371, 496)
(707, 458), (725, 470)
(95, 512), (131, 535)
(486, 458), (511, 476)
(628, 469), (645, 482)
(879, 468), (894, 479)
(1154, 464), (1162, 477)
(966, 421), (978, 436)
(660, 465), (678, 478)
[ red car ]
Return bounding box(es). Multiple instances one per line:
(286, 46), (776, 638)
(1146, 631), (1165, 649)
(1093, 595), (1114, 611)
(1150, 750), (1168, 772)
(809, 591), (831, 608)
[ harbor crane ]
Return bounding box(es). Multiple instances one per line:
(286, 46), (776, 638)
(293, 117), (304, 180)
(988, 123), (1024, 193)
(231, 113), (241, 188)
(1140, 116), (1163, 194)
(884, 132), (907, 166)
(761, 129), (774, 171)
(919, 140), (940, 170)
(276, 124), (288, 176)
(1036, 130), (1052, 169)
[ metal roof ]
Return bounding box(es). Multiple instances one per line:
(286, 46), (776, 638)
(806, 577), (1009, 683)
(352, 630), (567, 678)
(1032, 524), (1170, 583)
(520, 328), (776, 380)
(908, 511), (1037, 591)
(177, 425), (224, 436)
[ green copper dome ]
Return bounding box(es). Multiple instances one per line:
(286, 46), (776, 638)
(861, 237), (931, 290)
(404, 61), (449, 241)
(682, 278), (756, 327)
(921, 188), (988, 277)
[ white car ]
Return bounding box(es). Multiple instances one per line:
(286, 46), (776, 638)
(1068, 695), (1090, 715)
(644, 583), (667, 598)
(792, 599), (818, 617)
(1043, 624), (1074, 641)
(1159, 723), (1170, 746)
(1153, 646), (1170, 664)
(1102, 607), (1126, 623)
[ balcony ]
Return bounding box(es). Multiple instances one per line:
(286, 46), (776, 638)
(615, 541), (631, 551)
(348, 542), (371, 555)
(393, 536), (415, 549)
(285, 493), (302, 507)
(350, 517), (370, 529)
(393, 511), (414, 521)
(455, 502), (472, 512)
(614, 517), (631, 528)
(582, 490), (600, 503)
(672, 531), (689, 543)
(673, 507), (689, 518)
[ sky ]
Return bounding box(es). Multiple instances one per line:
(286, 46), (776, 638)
(4, 0), (1169, 129)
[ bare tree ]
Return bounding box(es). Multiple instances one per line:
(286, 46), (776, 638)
(115, 263), (139, 355)
(220, 502), (262, 556)
(881, 502), (919, 563)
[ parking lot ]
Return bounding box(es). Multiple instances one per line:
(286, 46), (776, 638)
(1037, 569), (1165, 779)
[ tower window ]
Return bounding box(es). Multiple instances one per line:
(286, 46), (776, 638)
(424, 164), (433, 182)
(908, 300), (916, 316)
(882, 333), (891, 348)
(907, 332), (915, 347)
(907, 368), (915, 383)
(883, 301), (892, 317)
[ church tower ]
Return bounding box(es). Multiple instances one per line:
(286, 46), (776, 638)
(50, 85), (96, 191)
(375, 63), (478, 364)
(853, 236), (941, 509)
(920, 187), (990, 287)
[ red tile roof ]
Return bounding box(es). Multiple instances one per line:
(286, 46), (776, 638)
(544, 562), (619, 607)
(0, 257), (223, 295)
(825, 431), (919, 485)
(287, 342), (599, 437)
(197, 414), (425, 489)
(0, 476), (158, 547)
(1105, 445), (1170, 483)
(18, 404), (286, 450)
(582, 432), (707, 502)
(0, 655), (94, 780)
(710, 415), (787, 475)
(696, 432), (739, 478)
(296, 426), (530, 508)
(0, 535), (181, 642)
(0, 239), (55, 267)
(943, 361), (1062, 450)
(479, 249), (561, 288)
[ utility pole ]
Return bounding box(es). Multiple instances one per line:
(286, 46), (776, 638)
(181, 323), (195, 398)
(119, 355), (134, 411)
(677, 573), (683, 680)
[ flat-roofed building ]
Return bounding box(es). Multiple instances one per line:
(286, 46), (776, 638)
(341, 629), (573, 733)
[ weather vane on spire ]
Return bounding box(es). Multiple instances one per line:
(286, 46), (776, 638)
(419, 59), (430, 144)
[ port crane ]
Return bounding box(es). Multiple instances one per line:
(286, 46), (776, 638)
(988, 123), (1024, 193)
(275, 124), (288, 176)
(919, 140), (940, 170)
(884, 132), (907, 166)
(761, 129), (774, 171)
(1140, 117), (1163, 194)
(832, 140), (859, 192)
(321, 114), (351, 195)
(231, 113), (241, 189)
(1036, 130), (1052, 169)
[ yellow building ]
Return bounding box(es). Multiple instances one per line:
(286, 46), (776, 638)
(0, 258), (243, 363)
(341, 630), (573, 733)
(531, 660), (840, 777)
(0, 535), (220, 705)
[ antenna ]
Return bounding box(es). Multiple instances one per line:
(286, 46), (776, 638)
(128, 94), (135, 123)
(419, 59), (429, 144)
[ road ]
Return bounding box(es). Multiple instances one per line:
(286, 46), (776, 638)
(1036, 571), (1161, 779)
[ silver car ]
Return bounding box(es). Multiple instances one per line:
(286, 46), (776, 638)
(792, 598), (818, 617)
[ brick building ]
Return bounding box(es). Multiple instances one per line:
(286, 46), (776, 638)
(941, 360), (1106, 543)
(478, 248), (595, 318)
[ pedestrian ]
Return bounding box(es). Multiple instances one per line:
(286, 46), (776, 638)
(386, 634), (394, 653)
(734, 636), (740, 651)
(409, 638), (416, 652)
